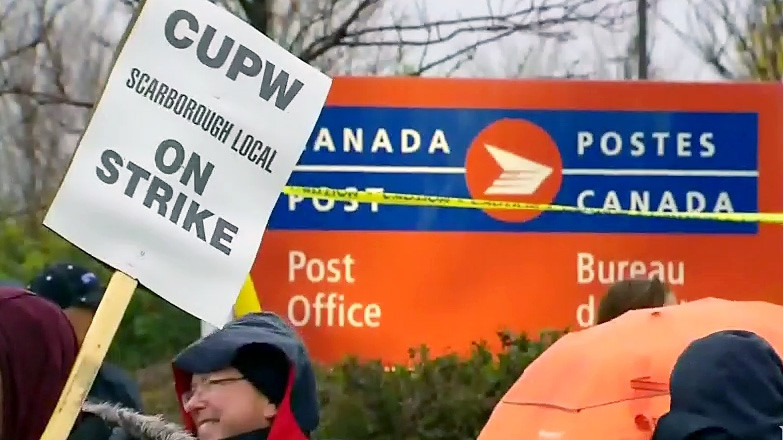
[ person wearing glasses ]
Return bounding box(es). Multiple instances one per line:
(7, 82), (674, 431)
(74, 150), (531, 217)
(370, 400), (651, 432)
(171, 311), (319, 440)
(67, 311), (318, 440)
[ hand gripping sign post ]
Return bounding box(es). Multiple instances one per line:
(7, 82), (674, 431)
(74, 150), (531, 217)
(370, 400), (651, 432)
(38, 0), (332, 436)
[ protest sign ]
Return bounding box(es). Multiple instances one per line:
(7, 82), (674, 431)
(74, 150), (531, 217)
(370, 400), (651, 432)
(40, 0), (331, 436)
(45, 0), (331, 325)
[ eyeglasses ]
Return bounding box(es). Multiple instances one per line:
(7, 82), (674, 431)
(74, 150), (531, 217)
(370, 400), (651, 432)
(182, 376), (245, 403)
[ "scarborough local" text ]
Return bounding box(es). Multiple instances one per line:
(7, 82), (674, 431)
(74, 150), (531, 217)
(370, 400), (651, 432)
(125, 68), (279, 175)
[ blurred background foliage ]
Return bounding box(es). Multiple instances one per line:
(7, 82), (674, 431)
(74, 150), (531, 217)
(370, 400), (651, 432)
(0, 218), (200, 370)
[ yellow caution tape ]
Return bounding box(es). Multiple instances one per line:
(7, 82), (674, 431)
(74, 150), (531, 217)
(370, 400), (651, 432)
(282, 185), (783, 224)
(234, 186), (781, 327)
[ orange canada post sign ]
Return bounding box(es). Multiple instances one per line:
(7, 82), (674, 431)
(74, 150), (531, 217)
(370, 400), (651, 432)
(249, 77), (783, 365)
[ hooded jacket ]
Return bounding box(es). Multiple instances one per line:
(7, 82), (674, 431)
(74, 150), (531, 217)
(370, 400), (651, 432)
(0, 287), (79, 440)
(652, 329), (783, 440)
(76, 401), (194, 440)
(171, 312), (319, 440)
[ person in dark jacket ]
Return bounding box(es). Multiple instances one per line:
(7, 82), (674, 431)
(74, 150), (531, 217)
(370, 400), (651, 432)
(0, 286), (78, 440)
(172, 312), (319, 440)
(652, 329), (783, 440)
(28, 262), (144, 411)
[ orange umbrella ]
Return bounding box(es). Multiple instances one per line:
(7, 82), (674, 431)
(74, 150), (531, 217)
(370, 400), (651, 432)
(477, 297), (783, 440)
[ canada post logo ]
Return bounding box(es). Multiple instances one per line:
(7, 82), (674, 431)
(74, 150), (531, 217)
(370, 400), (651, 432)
(465, 118), (564, 223)
(463, 114), (758, 233)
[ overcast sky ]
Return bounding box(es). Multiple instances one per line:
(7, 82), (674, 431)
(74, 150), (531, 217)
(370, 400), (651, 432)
(386, 0), (736, 80)
(87, 0), (744, 82)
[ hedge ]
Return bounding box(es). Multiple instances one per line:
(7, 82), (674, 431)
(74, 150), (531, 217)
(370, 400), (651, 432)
(312, 330), (564, 440)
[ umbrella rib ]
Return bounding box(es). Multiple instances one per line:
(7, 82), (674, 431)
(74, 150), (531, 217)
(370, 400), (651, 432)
(502, 392), (669, 412)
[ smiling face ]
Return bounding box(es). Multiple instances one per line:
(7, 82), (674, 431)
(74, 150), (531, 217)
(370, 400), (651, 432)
(183, 367), (277, 440)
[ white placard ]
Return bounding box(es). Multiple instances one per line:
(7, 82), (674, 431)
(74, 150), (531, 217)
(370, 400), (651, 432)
(44, 0), (332, 326)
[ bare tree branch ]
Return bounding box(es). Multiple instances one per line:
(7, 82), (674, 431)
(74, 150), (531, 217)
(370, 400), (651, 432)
(0, 0), (114, 221)
(659, 13), (736, 79)
(298, 0), (628, 60)
(0, 86), (94, 108)
(660, 0), (776, 80)
(0, 0), (636, 220)
(0, 36), (41, 63)
(297, 0), (378, 62)
(114, 0), (633, 76)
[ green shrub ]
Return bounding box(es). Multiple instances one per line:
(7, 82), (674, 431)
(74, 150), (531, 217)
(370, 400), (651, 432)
(314, 329), (565, 440)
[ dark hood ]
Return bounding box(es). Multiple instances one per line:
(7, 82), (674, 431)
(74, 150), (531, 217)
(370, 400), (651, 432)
(0, 287), (78, 440)
(172, 312), (318, 440)
(653, 329), (783, 440)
